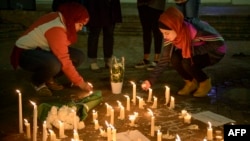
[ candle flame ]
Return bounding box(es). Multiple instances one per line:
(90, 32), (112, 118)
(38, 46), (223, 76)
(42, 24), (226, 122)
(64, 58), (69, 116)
(105, 121), (109, 127)
(203, 139), (207, 141)
(49, 129), (54, 134)
(16, 89), (21, 94)
(124, 95), (129, 98)
(129, 115), (135, 120)
(43, 121), (46, 124)
(130, 81), (135, 85)
(74, 129), (78, 133)
(136, 96), (141, 99)
(147, 108), (153, 116)
(24, 119), (28, 123)
(29, 100), (36, 106)
(87, 82), (93, 88)
(175, 134), (181, 141)
(208, 121), (212, 128)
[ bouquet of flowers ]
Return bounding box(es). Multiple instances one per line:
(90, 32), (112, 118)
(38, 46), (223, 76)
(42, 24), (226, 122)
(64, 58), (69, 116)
(110, 56), (125, 83)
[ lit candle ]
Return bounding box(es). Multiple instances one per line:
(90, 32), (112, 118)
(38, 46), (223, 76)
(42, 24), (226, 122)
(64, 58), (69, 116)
(137, 96), (143, 109)
(72, 109), (77, 130)
(16, 90), (23, 133)
(42, 121), (47, 141)
(129, 115), (136, 126)
(59, 120), (65, 138)
(92, 110), (98, 122)
(73, 129), (79, 141)
(147, 88), (153, 102)
(49, 129), (56, 141)
(105, 121), (112, 141)
(30, 101), (37, 141)
(105, 103), (111, 116)
(124, 95), (130, 111)
(165, 86), (170, 105)
(148, 108), (155, 137)
(130, 81), (136, 105)
(94, 119), (99, 130)
(169, 96), (175, 109)
(119, 106), (125, 120)
(151, 96), (157, 109)
(176, 134), (181, 141)
(207, 121), (213, 140)
(110, 108), (114, 125)
(24, 119), (31, 139)
(110, 125), (116, 141)
(117, 100), (122, 107)
(184, 113), (191, 124)
(181, 109), (187, 117)
(157, 130), (162, 141)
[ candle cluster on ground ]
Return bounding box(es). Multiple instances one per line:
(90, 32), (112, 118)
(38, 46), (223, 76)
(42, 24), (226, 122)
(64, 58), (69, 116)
(16, 81), (223, 141)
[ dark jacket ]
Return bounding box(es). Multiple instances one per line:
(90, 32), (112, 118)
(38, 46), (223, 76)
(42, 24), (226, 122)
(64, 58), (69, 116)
(86, 0), (122, 27)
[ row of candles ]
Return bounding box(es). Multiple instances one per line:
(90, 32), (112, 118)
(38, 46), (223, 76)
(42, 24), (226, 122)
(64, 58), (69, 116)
(17, 80), (218, 141)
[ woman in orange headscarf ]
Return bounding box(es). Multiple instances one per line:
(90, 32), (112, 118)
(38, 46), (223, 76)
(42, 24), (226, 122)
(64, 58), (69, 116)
(10, 2), (92, 96)
(141, 6), (226, 97)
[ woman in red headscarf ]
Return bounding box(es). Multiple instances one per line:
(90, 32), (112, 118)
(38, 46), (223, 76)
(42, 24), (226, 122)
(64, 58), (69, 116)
(141, 6), (226, 97)
(10, 2), (92, 96)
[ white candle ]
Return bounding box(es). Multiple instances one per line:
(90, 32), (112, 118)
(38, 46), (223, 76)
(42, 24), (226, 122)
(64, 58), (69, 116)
(73, 109), (77, 130)
(16, 90), (23, 133)
(59, 120), (65, 138)
(137, 96), (143, 109)
(207, 122), (213, 140)
(105, 103), (111, 116)
(119, 106), (125, 120)
(176, 134), (181, 141)
(184, 113), (191, 124)
(24, 119), (31, 139)
(92, 110), (98, 121)
(151, 96), (157, 109)
(157, 130), (162, 141)
(147, 88), (153, 102)
(130, 81), (136, 105)
(105, 122), (112, 141)
(110, 108), (114, 125)
(42, 121), (47, 141)
(148, 109), (155, 137)
(94, 119), (99, 130)
(112, 126), (117, 141)
(30, 101), (37, 141)
(49, 129), (56, 141)
(181, 109), (187, 117)
(73, 129), (79, 141)
(129, 115), (136, 126)
(165, 86), (170, 104)
(169, 96), (175, 109)
(124, 95), (130, 111)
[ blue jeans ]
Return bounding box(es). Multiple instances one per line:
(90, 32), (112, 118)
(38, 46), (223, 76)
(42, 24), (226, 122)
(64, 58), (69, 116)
(175, 0), (201, 19)
(19, 47), (85, 86)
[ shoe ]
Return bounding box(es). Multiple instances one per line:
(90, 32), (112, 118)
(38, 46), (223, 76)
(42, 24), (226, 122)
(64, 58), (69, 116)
(34, 84), (53, 96)
(178, 79), (198, 95)
(90, 63), (102, 72)
(147, 61), (158, 71)
(135, 59), (150, 69)
(193, 78), (212, 97)
(45, 79), (64, 91)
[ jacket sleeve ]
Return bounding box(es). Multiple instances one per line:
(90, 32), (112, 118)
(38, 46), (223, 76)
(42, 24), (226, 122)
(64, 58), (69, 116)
(148, 43), (172, 85)
(45, 27), (84, 86)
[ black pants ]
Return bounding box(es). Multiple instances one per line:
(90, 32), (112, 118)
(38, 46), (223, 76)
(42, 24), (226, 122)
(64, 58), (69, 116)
(138, 6), (163, 54)
(87, 25), (115, 60)
(171, 49), (210, 82)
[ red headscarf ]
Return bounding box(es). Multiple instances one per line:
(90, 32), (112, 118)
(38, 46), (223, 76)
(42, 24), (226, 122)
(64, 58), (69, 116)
(159, 6), (192, 58)
(58, 2), (89, 43)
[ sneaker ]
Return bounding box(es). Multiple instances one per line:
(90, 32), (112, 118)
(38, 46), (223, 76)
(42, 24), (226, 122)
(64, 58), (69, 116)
(147, 61), (158, 71)
(135, 59), (150, 69)
(45, 79), (64, 91)
(90, 63), (102, 72)
(34, 84), (53, 96)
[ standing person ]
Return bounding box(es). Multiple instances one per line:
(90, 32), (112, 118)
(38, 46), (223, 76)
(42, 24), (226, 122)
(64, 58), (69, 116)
(174, 0), (200, 21)
(86, 0), (122, 71)
(141, 7), (226, 97)
(10, 2), (93, 96)
(135, 0), (166, 71)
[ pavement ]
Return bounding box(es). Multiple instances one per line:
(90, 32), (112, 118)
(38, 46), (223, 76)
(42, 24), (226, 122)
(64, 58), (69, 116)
(0, 4), (250, 141)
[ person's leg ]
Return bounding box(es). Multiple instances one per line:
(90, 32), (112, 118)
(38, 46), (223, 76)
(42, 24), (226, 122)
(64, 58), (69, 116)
(103, 24), (115, 68)
(171, 50), (198, 95)
(136, 5), (152, 68)
(87, 26), (102, 70)
(68, 47), (85, 67)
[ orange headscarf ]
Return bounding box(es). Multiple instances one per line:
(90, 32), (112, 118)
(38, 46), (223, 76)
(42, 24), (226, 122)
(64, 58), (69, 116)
(159, 6), (192, 58)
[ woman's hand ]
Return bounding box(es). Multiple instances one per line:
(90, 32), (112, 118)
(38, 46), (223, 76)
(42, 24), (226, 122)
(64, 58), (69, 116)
(141, 80), (151, 91)
(78, 81), (93, 92)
